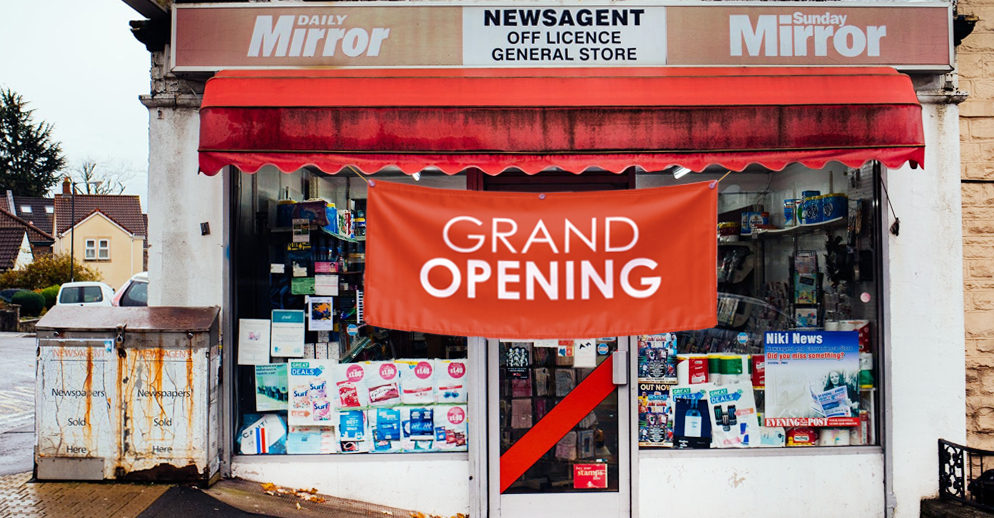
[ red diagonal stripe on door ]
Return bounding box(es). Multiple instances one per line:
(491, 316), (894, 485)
(500, 355), (616, 493)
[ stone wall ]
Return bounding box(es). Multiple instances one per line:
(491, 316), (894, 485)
(957, 1), (994, 449)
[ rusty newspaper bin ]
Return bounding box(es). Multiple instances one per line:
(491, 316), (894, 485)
(34, 306), (221, 483)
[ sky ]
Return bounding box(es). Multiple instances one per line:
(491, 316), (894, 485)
(0, 1), (151, 206)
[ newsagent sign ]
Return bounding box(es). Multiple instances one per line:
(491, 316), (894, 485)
(172, 3), (952, 72)
(364, 181), (717, 339)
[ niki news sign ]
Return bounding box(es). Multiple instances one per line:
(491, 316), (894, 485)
(173, 2), (951, 72)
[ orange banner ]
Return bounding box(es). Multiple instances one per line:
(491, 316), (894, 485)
(364, 181), (717, 339)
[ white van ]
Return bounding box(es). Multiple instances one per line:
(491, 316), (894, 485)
(56, 282), (115, 307)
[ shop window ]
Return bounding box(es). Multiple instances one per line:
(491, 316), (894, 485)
(233, 167), (469, 456)
(635, 163), (881, 450)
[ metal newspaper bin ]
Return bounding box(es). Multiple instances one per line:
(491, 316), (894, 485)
(35, 306), (221, 483)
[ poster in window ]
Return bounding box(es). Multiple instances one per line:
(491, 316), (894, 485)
(638, 382), (673, 447)
(306, 296), (336, 331)
(254, 364), (288, 412)
(763, 331), (860, 427)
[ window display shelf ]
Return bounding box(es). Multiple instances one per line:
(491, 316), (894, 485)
(749, 216), (846, 238)
(271, 226), (365, 242)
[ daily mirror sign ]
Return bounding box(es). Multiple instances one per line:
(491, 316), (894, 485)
(172, 2), (952, 72)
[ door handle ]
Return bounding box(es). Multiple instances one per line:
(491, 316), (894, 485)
(612, 351), (628, 385)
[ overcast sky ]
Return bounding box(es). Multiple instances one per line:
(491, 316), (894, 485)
(0, 1), (150, 205)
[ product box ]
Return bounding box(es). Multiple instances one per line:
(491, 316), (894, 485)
(434, 405), (468, 452)
(435, 359), (468, 403)
(397, 359), (436, 404)
(401, 407), (435, 452)
(338, 409), (370, 453)
(333, 363), (370, 409)
(286, 426), (337, 454)
(370, 407), (402, 453)
(365, 361), (401, 407)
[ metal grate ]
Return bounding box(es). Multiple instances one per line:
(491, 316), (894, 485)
(939, 439), (994, 512)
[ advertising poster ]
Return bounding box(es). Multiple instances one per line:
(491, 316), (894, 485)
(573, 463), (608, 489)
(671, 385), (712, 449)
(637, 382), (673, 447)
(254, 364), (288, 411)
(237, 318), (271, 365)
(288, 360), (336, 425)
(307, 296), (336, 331)
(637, 333), (677, 382)
(706, 383), (760, 448)
(764, 331), (860, 427)
(271, 310), (306, 357)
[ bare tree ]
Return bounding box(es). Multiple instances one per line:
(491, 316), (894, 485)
(68, 159), (132, 194)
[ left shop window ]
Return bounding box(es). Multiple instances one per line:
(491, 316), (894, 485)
(233, 166), (469, 456)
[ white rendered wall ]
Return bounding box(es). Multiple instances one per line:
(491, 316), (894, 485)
(884, 100), (966, 518)
(232, 456), (470, 516)
(639, 451), (885, 517)
(145, 104), (224, 307)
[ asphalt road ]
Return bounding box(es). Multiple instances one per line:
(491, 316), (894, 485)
(0, 333), (36, 476)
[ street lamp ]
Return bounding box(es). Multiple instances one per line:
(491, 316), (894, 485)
(67, 179), (102, 283)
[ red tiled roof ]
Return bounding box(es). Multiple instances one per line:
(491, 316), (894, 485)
(54, 194), (146, 236)
(0, 228), (28, 271)
(10, 196), (54, 235)
(0, 208), (54, 243)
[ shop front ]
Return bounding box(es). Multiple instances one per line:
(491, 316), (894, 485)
(145, 2), (965, 517)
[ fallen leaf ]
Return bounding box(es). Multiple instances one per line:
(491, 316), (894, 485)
(382, 512), (393, 516)
(307, 488), (319, 494)
(264, 491), (275, 496)
(261, 483), (277, 491)
(296, 502), (302, 510)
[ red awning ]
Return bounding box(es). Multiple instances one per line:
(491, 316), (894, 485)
(198, 67), (925, 176)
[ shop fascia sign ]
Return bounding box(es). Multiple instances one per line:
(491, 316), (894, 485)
(171, 2), (952, 72)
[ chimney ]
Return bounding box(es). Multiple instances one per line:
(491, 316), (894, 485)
(62, 177), (71, 195)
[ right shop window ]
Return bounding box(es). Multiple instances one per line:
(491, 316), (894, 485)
(637, 163), (881, 449)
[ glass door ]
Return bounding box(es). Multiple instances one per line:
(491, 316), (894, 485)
(488, 338), (631, 518)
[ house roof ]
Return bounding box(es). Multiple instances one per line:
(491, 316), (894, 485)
(0, 228), (28, 271)
(10, 196), (54, 235)
(0, 208), (54, 244)
(54, 194), (146, 236)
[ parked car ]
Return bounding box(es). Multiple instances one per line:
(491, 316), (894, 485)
(112, 272), (148, 307)
(56, 282), (115, 307)
(0, 288), (28, 303)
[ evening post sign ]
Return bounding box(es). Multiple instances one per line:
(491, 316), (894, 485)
(172, 2), (952, 71)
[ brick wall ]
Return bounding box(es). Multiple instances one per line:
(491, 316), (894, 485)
(958, 1), (994, 449)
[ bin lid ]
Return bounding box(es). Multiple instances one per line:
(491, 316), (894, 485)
(36, 306), (220, 333)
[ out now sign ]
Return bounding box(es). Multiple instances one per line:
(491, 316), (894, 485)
(364, 181), (717, 339)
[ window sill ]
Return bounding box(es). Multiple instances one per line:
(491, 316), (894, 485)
(638, 445), (882, 458)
